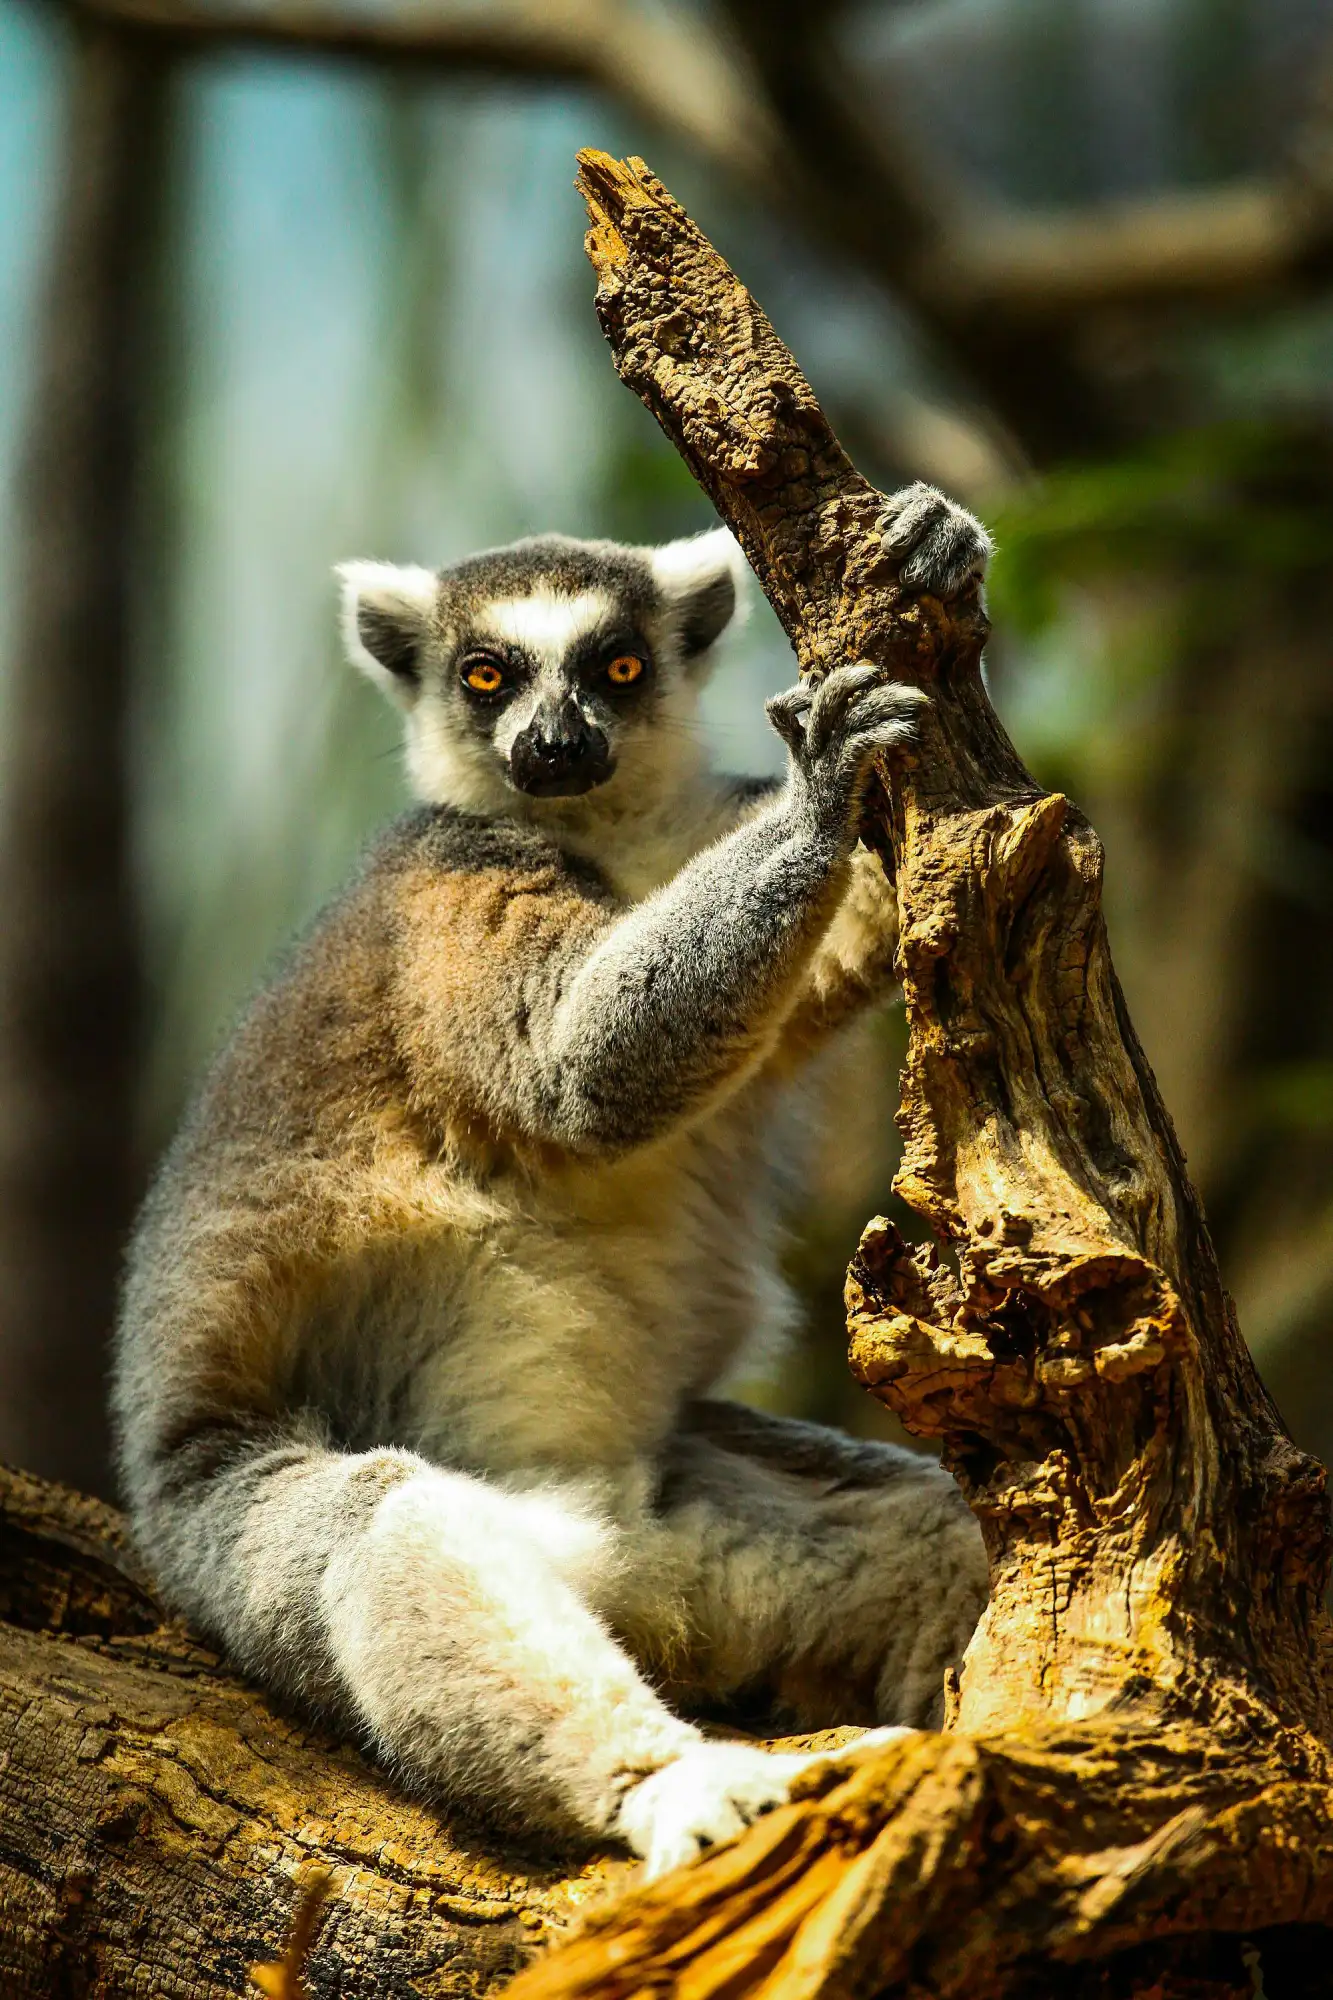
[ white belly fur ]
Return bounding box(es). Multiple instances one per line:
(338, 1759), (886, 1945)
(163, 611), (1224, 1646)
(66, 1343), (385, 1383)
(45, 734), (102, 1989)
(398, 1084), (800, 1485)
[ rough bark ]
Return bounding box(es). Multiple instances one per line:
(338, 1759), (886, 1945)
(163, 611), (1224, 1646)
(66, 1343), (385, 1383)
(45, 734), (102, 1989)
(1025, 547), (1333, 1484)
(0, 26), (168, 1496)
(495, 153), (1333, 1999)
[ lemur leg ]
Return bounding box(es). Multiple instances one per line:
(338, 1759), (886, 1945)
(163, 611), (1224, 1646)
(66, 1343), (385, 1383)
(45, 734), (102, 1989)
(605, 1402), (988, 1731)
(318, 1460), (710, 1835)
(157, 1439), (695, 1837)
(152, 1434), (874, 1876)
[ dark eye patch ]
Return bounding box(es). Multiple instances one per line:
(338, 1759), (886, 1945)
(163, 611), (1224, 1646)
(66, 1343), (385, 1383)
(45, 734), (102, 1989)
(570, 627), (654, 690)
(452, 635), (532, 702)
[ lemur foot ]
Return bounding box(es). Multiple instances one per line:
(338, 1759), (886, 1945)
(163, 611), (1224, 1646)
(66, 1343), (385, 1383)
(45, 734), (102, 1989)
(879, 480), (992, 599)
(615, 1730), (912, 1881)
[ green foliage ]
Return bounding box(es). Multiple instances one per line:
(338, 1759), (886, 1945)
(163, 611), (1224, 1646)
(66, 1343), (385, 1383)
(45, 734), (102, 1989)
(984, 422), (1333, 796)
(1252, 1062), (1333, 1135)
(988, 423), (1333, 638)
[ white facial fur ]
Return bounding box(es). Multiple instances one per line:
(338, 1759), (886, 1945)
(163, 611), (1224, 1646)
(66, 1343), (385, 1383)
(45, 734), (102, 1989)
(479, 590), (619, 761)
(337, 531), (753, 858)
(480, 589), (619, 664)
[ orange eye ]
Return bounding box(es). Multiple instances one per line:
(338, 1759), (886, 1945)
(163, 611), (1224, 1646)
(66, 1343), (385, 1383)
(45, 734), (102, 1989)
(607, 654), (645, 686)
(463, 658), (505, 694)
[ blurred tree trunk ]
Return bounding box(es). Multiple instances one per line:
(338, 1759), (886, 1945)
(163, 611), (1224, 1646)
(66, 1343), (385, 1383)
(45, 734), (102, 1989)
(0, 26), (169, 1495)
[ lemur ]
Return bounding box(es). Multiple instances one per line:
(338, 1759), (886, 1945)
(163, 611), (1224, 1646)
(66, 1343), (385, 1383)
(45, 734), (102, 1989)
(114, 482), (992, 1880)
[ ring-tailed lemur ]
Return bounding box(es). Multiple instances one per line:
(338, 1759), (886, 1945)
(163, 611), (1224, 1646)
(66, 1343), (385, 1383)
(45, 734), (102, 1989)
(114, 483), (992, 1879)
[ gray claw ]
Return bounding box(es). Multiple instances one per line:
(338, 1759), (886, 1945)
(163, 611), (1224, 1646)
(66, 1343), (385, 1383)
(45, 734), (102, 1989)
(806, 663), (880, 759)
(842, 683), (929, 761)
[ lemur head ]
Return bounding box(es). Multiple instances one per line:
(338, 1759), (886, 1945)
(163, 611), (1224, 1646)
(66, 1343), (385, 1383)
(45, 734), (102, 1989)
(338, 530), (748, 816)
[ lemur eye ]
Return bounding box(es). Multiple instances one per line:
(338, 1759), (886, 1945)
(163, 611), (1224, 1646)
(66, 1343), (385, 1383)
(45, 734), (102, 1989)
(606, 654), (645, 686)
(462, 656), (506, 695)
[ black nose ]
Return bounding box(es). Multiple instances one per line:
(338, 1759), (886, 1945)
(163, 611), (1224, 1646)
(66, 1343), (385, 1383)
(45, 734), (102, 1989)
(509, 697), (613, 797)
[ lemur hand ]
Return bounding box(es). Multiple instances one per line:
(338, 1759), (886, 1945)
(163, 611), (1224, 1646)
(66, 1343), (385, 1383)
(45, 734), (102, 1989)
(766, 663), (928, 840)
(879, 480), (992, 599)
(615, 1732), (911, 1881)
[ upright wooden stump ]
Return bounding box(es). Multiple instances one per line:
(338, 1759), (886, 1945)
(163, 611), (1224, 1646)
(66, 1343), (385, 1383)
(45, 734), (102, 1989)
(501, 151), (1333, 2000)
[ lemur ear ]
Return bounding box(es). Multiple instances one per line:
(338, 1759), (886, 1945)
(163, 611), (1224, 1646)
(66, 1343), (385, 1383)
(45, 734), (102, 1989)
(336, 561), (438, 707)
(649, 528), (750, 676)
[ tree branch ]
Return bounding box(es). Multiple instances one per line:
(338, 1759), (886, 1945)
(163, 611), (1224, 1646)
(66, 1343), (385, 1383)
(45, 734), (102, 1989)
(714, 0), (1333, 457)
(918, 182), (1333, 316)
(7, 129), (1333, 2000)
(496, 149), (1333, 2000)
(68, 0), (1333, 471)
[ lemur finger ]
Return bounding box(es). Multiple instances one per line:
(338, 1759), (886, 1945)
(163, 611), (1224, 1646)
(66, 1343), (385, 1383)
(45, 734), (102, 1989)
(899, 516), (992, 598)
(805, 662), (883, 759)
(844, 720), (922, 771)
(879, 481), (947, 552)
(880, 482), (993, 600)
(839, 689), (931, 771)
(832, 682), (929, 756)
(764, 683), (813, 754)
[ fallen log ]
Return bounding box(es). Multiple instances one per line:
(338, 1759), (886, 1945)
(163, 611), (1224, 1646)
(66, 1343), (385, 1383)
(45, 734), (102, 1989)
(0, 1458), (633, 1994)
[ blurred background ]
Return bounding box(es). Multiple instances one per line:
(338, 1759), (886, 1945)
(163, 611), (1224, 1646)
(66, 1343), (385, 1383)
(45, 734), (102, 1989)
(2, 0), (1333, 1499)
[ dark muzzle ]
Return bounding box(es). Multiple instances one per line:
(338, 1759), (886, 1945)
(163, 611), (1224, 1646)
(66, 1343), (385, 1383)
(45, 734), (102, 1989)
(509, 697), (613, 797)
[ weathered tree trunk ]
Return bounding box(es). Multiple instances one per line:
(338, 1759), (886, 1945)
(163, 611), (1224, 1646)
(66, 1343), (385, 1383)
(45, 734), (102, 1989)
(3, 153), (1332, 2000)
(0, 25), (169, 1496)
(497, 154), (1333, 1999)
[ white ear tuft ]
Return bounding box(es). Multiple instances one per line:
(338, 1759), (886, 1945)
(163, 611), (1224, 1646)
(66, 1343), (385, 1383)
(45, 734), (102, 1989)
(649, 527), (751, 671)
(336, 560), (438, 706)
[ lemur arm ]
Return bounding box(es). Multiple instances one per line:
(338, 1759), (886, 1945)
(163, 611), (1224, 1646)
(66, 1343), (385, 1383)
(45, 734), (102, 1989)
(395, 670), (924, 1156)
(766, 843), (902, 1068)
